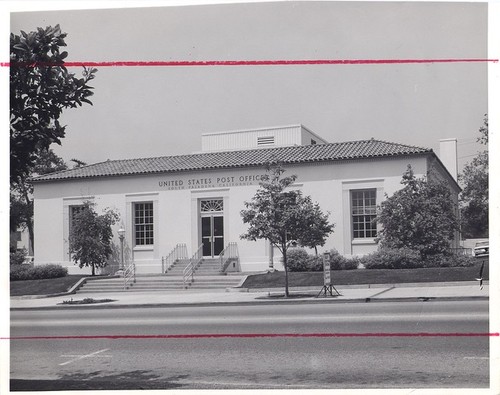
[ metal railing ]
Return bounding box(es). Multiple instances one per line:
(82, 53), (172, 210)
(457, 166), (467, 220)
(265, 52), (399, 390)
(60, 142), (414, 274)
(219, 242), (239, 273)
(123, 261), (136, 290)
(162, 243), (188, 273)
(183, 244), (203, 288)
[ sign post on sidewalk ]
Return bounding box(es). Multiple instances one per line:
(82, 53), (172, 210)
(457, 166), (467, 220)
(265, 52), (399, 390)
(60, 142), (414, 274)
(317, 252), (341, 298)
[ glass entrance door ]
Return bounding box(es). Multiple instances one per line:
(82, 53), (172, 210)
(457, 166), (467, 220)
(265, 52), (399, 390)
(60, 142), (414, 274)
(201, 215), (224, 257)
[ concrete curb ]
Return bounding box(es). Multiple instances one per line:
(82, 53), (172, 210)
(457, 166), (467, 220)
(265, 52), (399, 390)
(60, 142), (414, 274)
(11, 279), (486, 300)
(231, 280), (487, 293)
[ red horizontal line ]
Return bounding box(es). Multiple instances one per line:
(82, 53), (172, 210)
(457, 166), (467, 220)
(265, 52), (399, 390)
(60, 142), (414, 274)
(5, 332), (499, 340)
(1, 58), (498, 67)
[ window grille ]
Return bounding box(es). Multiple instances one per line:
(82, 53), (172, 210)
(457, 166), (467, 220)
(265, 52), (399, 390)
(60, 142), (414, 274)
(200, 199), (224, 212)
(351, 190), (377, 238)
(134, 202), (154, 245)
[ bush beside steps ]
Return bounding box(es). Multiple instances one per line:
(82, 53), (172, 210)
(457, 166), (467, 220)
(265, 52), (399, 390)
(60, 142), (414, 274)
(10, 264), (68, 281)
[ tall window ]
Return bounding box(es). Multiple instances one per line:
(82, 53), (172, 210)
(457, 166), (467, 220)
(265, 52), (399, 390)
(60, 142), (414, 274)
(351, 189), (377, 238)
(69, 205), (84, 235)
(68, 205), (84, 259)
(134, 202), (154, 246)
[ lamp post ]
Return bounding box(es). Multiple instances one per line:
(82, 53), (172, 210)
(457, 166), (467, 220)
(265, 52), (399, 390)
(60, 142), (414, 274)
(268, 240), (274, 272)
(118, 228), (125, 271)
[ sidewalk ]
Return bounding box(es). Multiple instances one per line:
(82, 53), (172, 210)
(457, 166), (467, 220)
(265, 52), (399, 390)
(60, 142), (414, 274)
(10, 281), (489, 310)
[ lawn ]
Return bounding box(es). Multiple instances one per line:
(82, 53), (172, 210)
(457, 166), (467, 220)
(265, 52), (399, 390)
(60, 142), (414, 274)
(10, 275), (89, 296)
(9, 261), (488, 296)
(241, 261), (488, 289)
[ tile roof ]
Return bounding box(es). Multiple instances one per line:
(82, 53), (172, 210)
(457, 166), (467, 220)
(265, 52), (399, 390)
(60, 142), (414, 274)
(31, 139), (432, 183)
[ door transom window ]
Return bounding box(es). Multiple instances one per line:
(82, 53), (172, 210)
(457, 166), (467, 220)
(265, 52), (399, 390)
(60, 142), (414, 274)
(200, 199), (223, 212)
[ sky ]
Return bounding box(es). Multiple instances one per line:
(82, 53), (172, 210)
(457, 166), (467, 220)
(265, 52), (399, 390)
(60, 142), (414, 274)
(7, 1), (491, 172)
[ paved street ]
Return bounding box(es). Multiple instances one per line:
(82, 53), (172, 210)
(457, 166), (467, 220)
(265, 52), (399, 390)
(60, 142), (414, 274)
(10, 300), (489, 390)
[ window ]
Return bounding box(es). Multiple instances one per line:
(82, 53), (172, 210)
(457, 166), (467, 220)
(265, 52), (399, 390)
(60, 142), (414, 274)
(67, 205), (84, 259)
(69, 205), (84, 235)
(134, 202), (154, 245)
(200, 199), (224, 212)
(351, 190), (377, 238)
(311, 139), (317, 145)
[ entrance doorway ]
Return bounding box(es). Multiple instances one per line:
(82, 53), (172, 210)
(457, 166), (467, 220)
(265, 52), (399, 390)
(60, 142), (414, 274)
(201, 215), (224, 257)
(200, 199), (224, 258)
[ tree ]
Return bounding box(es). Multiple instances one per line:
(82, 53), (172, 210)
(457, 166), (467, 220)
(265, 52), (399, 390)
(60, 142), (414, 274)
(459, 115), (488, 238)
(69, 201), (119, 276)
(10, 24), (97, 183)
(377, 165), (459, 258)
(241, 164), (334, 297)
(10, 148), (68, 254)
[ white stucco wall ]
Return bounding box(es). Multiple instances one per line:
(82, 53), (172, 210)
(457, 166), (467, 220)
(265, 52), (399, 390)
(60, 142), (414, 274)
(33, 155), (434, 274)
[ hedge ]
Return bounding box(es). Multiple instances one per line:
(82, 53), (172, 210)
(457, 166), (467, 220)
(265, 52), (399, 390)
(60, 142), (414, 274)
(10, 264), (68, 281)
(10, 249), (27, 266)
(329, 250), (360, 270)
(287, 248), (359, 272)
(286, 247), (476, 271)
(360, 247), (476, 269)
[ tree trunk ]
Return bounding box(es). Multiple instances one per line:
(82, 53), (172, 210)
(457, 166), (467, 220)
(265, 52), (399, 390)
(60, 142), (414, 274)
(283, 246), (289, 298)
(20, 183), (34, 255)
(91, 264), (95, 276)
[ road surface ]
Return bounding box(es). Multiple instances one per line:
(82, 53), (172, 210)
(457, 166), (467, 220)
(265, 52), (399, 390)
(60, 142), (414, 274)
(10, 300), (489, 390)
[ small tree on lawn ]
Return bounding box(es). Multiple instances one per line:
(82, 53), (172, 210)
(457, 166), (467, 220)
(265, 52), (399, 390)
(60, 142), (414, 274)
(240, 164), (334, 297)
(69, 201), (119, 276)
(377, 165), (459, 258)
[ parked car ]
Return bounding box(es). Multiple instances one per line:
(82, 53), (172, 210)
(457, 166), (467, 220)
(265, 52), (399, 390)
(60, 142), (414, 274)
(473, 241), (489, 258)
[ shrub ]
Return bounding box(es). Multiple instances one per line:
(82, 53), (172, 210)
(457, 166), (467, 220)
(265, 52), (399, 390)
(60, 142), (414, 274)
(306, 255), (324, 271)
(10, 264), (68, 281)
(328, 249), (359, 270)
(424, 254), (476, 268)
(361, 247), (422, 269)
(10, 265), (32, 281)
(361, 247), (477, 269)
(10, 249), (27, 266)
(31, 264), (68, 279)
(287, 248), (310, 272)
(287, 248), (359, 272)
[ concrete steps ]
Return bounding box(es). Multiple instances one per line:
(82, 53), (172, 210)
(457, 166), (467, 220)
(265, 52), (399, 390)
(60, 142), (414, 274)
(164, 259), (191, 275)
(76, 274), (245, 294)
(166, 258), (223, 276)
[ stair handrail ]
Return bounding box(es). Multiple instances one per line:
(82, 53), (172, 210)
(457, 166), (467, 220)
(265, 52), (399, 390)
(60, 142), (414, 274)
(123, 261), (136, 290)
(162, 243), (188, 274)
(219, 242), (239, 273)
(183, 244), (203, 287)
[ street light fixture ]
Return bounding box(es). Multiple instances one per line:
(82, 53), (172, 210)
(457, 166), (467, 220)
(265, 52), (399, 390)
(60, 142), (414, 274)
(118, 228), (125, 270)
